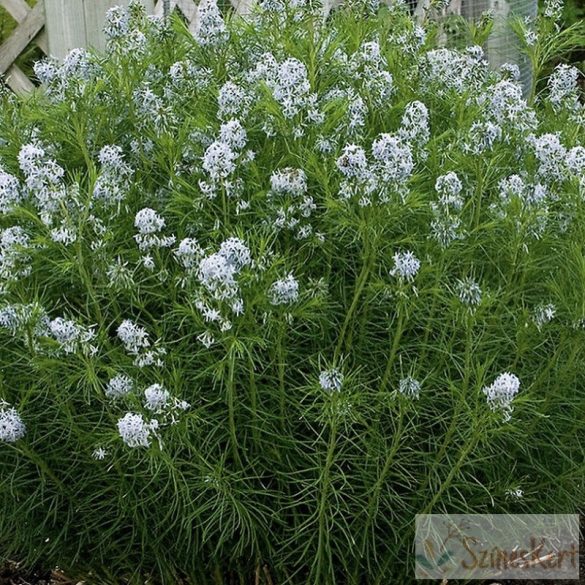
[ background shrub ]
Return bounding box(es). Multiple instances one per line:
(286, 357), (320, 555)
(0, 1), (584, 583)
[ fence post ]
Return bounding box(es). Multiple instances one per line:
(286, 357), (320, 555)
(44, 0), (155, 59)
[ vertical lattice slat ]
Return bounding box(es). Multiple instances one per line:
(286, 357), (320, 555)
(45, 0), (156, 58)
(44, 0), (87, 58)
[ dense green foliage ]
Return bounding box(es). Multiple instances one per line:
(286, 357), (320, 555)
(0, 1), (584, 583)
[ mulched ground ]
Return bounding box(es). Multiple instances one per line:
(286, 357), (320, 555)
(2, 561), (583, 585)
(0, 563), (69, 585)
(2, 515), (583, 585)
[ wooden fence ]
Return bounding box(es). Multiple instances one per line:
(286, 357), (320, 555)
(0, 0), (228, 94)
(0, 0), (530, 95)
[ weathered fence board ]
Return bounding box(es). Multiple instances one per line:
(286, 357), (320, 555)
(0, 0), (47, 94)
(0, 0), (532, 94)
(44, 0), (86, 58)
(154, 0), (198, 30)
(3, 60), (35, 92)
(85, 0), (154, 53)
(0, 0), (30, 22)
(45, 0), (155, 58)
(0, 2), (45, 74)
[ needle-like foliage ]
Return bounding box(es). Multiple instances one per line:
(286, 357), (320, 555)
(0, 1), (583, 583)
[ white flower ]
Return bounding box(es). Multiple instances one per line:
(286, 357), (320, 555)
(430, 212), (462, 248)
(270, 58), (312, 119)
(531, 133), (567, 182)
(435, 172), (463, 209)
(371, 134), (414, 183)
(98, 145), (128, 170)
(93, 145), (133, 204)
(505, 487), (524, 499)
(499, 174), (526, 203)
(134, 208), (165, 234)
(219, 120), (247, 151)
(48, 317), (96, 354)
(198, 331), (215, 347)
(347, 93), (367, 131)
(455, 277), (482, 307)
(134, 208), (175, 251)
(17, 143), (67, 224)
(199, 253), (237, 298)
(500, 63), (520, 81)
(0, 303), (49, 336)
(218, 81), (251, 119)
(482, 372), (520, 421)
(197, 239), (251, 303)
(424, 48), (487, 95)
(104, 6), (130, 40)
(0, 226), (31, 285)
(105, 374), (134, 399)
(194, 0), (228, 47)
(169, 62), (212, 99)
(547, 64), (580, 111)
(218, 237), (252, 270)
(0, 403), (26, 442)
(142, 255), (155, 270)
(524, 29), (538, 46)
(33, 58), (60, 85)
(117, 413), (158, 448)
(134, 347), (166, 368)
(270, 168), (307, 196)
(202, 141), (237, 180)
(62, 48), (92, 79)
(117, 320), (150, 354)
(337, 144), (368, 179)
(430, 173), (465, 247)
(106, 258), (134, 290)
(92, 447), (107, 460)
(175, 238), (203, 269)
(534, 303), (556, 330)
(465, 121), (502, 154)
(398, 376), (421, 399)
(543, 0), (563, 20)
(319, 368), (343, 392)
(479, 80), (536, 135)
(0, 169), (21, 213)
(144, 383), (170, 412)
(50, 224), (77, 245)
(567, 146), (585, 177)
(399, 101), (430, 148)
(316, 135), (334, 154)
(269, 274), (299, 305)
(390, 251), (420, 282)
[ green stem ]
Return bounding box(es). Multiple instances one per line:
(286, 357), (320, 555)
(417, 257), (445, 368)
(221, 187), (229, 229)
(439, 320), (473, 460)
(334, 225), (373, 362)
(226, 349), (241, 467)
(248, 352), (260, 448)
(277, 321), (287, 428)
(421, 427), (481, 515)
(358, 405), (405, 566)
(314, 415), (338, 584)
(418, 319), (474, 498)
(473, 160), (484, 230)
(18, 443), (68, 495)
(379, 309), (405, 393)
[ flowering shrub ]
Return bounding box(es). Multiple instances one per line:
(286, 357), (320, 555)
(0, 1), (584, 583)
